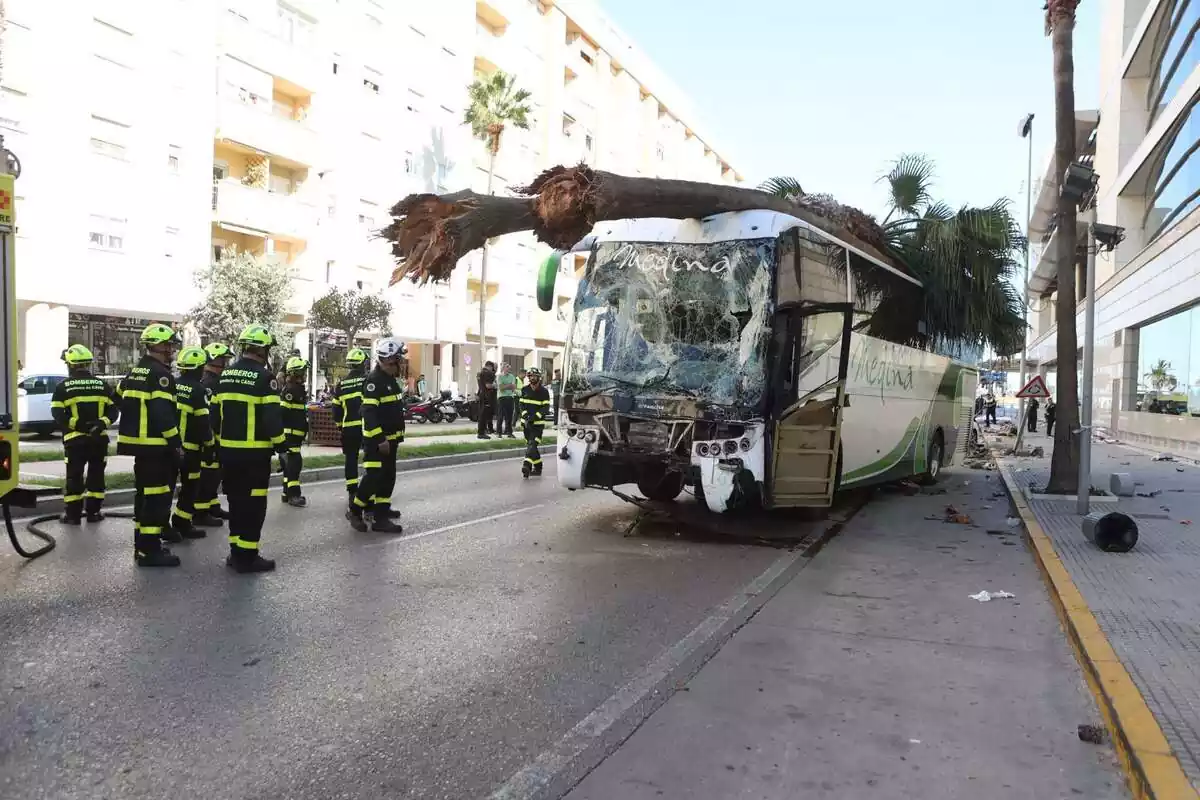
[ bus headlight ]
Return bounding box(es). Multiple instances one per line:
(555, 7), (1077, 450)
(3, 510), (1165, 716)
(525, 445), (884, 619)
(567, 427), (578, 438)
(584, 431), (597, 443)
(740, 437), (751, 451)
(723, 439), (738, 455)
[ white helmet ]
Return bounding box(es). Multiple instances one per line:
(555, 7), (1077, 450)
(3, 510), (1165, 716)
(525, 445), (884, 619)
(374, 337), (407, 361)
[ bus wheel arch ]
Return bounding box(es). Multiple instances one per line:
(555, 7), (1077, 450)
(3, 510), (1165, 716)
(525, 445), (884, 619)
(918, 428), (945, 485)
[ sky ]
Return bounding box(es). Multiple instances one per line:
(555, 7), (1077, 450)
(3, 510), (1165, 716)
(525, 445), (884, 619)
(599, 0), (1101, 220)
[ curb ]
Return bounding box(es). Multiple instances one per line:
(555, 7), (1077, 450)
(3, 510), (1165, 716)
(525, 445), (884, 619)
(12, 445), (555, 519)
(995, 459), (1198, 800)
(490, 494), (868, 800)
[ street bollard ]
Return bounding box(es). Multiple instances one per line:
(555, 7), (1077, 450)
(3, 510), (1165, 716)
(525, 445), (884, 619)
(1082, 511), (1138, 553)
(1109, 473), (1135, 497)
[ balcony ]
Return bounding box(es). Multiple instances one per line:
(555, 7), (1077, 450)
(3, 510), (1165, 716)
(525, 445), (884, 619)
(475, 23), (516, 73)
(219, 10), (322, 94)
(212, 179), (313, 241)
(216, 95), (319, 168)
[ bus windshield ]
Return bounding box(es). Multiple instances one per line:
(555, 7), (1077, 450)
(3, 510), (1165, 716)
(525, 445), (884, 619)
(564, 238), (774, 410)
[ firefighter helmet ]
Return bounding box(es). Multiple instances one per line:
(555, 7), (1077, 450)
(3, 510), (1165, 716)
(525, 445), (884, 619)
(237, 324), (276, 348)
(204, 342), (232, 360)
(62, 344), (94, 366)
(140, 323), (180, 346)
(374, 338), (407, 361)
(346, 347), (367, 365)
(176, 347), (208, 371)
(285, 356), (310, 374)
(527, 367), (543, 380)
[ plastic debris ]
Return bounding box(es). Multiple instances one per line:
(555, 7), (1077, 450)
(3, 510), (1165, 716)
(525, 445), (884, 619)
(1006, 516), (1020, 527)
(1136, 490), (1162, 498)
(1153, 453), (1176, 462)
(969, 590), (1015, 602)
(1182, 520), (1193, 526)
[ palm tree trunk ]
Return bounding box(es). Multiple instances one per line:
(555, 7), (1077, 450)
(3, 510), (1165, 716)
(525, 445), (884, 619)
(479, 149), (496, 374)
(1045, 0), (1080, 494)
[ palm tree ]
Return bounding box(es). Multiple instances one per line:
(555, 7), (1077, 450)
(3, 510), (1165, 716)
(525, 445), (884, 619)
(760, 154), (1025, 357)
(463, 70), (532, 370)
(1145, 359), (1178, 392)
(1045, 0), (1082, 494)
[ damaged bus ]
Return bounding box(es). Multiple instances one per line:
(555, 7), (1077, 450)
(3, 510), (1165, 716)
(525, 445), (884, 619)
(552, 210), (978, 513)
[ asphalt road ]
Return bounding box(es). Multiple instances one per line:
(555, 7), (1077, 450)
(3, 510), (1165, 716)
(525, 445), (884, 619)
(0, 457), (784, 800)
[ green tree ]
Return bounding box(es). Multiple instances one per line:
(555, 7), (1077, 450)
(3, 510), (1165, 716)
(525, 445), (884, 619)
(307, 287), (392, 349)
(1145, 359), (1178, 392)
(188, 247), (294, 346)
(464, 69), (532, 367)
(761, 154), (1025, 357)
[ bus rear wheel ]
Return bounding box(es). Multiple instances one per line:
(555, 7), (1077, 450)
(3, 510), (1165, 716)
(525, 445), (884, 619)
(637, 470), (684, 502)
(918, 431), (944, 485)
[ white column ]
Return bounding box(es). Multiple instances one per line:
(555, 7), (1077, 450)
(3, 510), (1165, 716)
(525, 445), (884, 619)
(25, 303), (69, 373)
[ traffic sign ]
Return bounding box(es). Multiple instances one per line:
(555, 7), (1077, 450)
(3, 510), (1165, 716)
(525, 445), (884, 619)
(1016, 374), (1051, 400)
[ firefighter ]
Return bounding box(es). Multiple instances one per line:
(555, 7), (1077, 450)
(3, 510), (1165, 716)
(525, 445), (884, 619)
(51, 344), (119, 525)
(215, 324), (286, 573)
(169, 346), (214, 540)
(194, 341), (232, 526)
(519, 367), (551, 478)
(331, 347), (367, 510)
(280, 355), (310, 508)
(347, 338), (405, 534)
(117, 323), (183, 567)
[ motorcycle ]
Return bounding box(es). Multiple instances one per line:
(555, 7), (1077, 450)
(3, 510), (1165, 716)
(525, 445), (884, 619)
(404, 395), (442, 424)
(436, 390), (458, 423)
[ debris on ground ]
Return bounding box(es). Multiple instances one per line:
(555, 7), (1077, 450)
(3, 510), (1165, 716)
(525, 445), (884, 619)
(1178, 467), (1186, 473)
(942, 505), (973, 524)
(1006, 516), (1020, 527)
(1153, 453), (1176, 462)
(1136, 490), (1162, 498)
(1077, 724), (1106, 744)
(1182, 520), (1192, 526)
(969, 590), (1015, 602)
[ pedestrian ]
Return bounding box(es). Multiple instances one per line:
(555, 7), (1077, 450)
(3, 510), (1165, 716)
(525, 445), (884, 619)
(194, 342), (232, 527)
(333, 347), (367, 511)
(116, 323), (183, 568)
(477, 360), (497, 440)
(280, 356), (310, 508)
(551, 368), (562, 426)
(984, 392), (998, 427)
(416, 372), (428, 398)
(347, 338), (406, 534)
(1045, 398), (1057, 437)
(974, 394), (984, 418)
(520, 367), (551, 478)
(496, 362), (518, 438)
(215, 324), (287, 573)
(51, 344), (119, 525)
(1027, 397), (1040, 433)
(168, 347), (214, 540)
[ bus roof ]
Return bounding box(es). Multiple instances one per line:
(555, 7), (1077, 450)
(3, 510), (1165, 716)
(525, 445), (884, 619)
(579, 210), (922, 288)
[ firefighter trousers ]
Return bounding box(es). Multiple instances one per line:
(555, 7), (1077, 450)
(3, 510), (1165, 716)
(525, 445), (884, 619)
(341, 427), (362, 506)
(133, 452), (176, 555)
(171, 451), (203, 527)
(523, 424), (544, 474)
(224, 456), (271, 555)
(63, 436), (108, 519)
(281, 435), (305, 498)
(353, 439), (398, 514)
(196, 446), (223, 514)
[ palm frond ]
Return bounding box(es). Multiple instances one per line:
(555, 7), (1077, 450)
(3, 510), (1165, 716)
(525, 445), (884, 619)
(880, 153), (935, 219)
(758, 176), (805, 200)
(464, 69), (536, 148)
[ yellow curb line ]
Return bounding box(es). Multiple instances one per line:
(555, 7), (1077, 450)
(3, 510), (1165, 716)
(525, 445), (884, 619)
(996, 459), (1197, 800)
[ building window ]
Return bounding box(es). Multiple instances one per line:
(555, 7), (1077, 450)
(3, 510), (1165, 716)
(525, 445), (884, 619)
(1136, 304), (1200, 414)
(167, 145), (181, 173)
(1148, 4), (1200, 124)
(363, 78), (380, 94)
(88, 215), (127, 252)
(1144, 97), (1200, 240)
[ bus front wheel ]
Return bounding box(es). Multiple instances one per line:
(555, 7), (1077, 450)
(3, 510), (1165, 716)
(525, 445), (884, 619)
(637, 470), (684, 502)
(918, 431), (944, 485)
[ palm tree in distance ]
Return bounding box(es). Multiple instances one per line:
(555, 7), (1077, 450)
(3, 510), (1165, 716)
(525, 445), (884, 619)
(760, 154), (1025, 358)
(463, 70), (533, 370)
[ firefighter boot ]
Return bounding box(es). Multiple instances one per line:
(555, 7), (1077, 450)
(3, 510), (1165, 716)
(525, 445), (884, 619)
(346, 509), (368, 533)
(226, 550), (276, 573)
(60, 513), (82, 526)
(173, 518), (206, 540)
(386, 508), (402, 519)
(161, 525), (184, 544)
(136, 548), (181, 568)
(193, 511), (225, 528)
(85, 511), (105, 523)
(367, 511), (403, 534)
(286, 495), (308, 508)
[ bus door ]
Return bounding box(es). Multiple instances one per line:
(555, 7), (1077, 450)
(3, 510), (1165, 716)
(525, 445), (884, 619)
(768, 301), (853, 508)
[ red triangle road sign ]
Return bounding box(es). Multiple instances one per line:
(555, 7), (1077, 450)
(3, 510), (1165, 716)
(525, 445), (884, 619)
(1016, 374), (1051, 399)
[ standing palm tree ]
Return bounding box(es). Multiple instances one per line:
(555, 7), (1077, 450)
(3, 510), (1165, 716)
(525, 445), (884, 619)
(1045, 0), (1082, 494)
(1145, 359), (1178, 392)
(463, 70), (533, 370)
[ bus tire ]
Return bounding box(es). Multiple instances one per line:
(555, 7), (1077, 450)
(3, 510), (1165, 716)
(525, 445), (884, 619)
(637, 470), (684, 502)
(918, 430), (944, 485)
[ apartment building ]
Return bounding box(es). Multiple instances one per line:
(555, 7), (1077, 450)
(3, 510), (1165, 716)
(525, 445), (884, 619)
(0, 0), (741, 392)
(1025, 0), (1200, 456)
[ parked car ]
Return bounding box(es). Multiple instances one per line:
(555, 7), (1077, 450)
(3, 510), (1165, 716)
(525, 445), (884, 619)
(18, 372), (66, 437)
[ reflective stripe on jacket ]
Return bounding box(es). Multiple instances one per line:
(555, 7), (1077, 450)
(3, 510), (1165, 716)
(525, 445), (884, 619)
(51, 372), (119, 442)
(116, 356), (181, 455)
(215, 356), (284, 460)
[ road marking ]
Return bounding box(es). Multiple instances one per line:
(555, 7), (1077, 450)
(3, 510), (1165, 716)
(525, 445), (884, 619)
(365, 504), (546, 548)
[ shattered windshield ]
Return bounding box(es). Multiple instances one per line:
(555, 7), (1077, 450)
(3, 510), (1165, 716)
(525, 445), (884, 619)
(564, 238), (774, 411)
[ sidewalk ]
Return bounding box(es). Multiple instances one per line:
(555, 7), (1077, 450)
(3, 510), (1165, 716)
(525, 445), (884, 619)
(566, 466), (1126, 799)
(997, 428), (1200, 796)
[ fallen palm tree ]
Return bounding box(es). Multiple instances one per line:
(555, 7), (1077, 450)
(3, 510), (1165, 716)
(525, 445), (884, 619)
(383, 165), (900, 286)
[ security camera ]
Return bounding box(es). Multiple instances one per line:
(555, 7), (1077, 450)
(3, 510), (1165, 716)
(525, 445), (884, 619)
(1092, 223), (1126, 251)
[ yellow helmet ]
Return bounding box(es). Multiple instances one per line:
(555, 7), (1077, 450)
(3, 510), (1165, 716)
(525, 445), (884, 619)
(285, 356), (310, 374)
(140, 323), (179, 346)
(346, 347), (367, 366)
(204, 342), (231, 360)
(176, 347), (208, 371)
(237, 324), (276, 348)
(62, 344), (94, 366)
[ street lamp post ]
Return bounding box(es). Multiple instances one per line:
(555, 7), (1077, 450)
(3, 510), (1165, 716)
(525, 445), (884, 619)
(1018, 114), (1035, 430)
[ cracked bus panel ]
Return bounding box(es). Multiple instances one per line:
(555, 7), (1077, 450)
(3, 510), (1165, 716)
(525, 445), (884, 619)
(555, 210), (978, 514)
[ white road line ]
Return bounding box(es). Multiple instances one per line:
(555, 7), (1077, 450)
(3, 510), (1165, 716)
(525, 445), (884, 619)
(364, 504), (546, 548)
